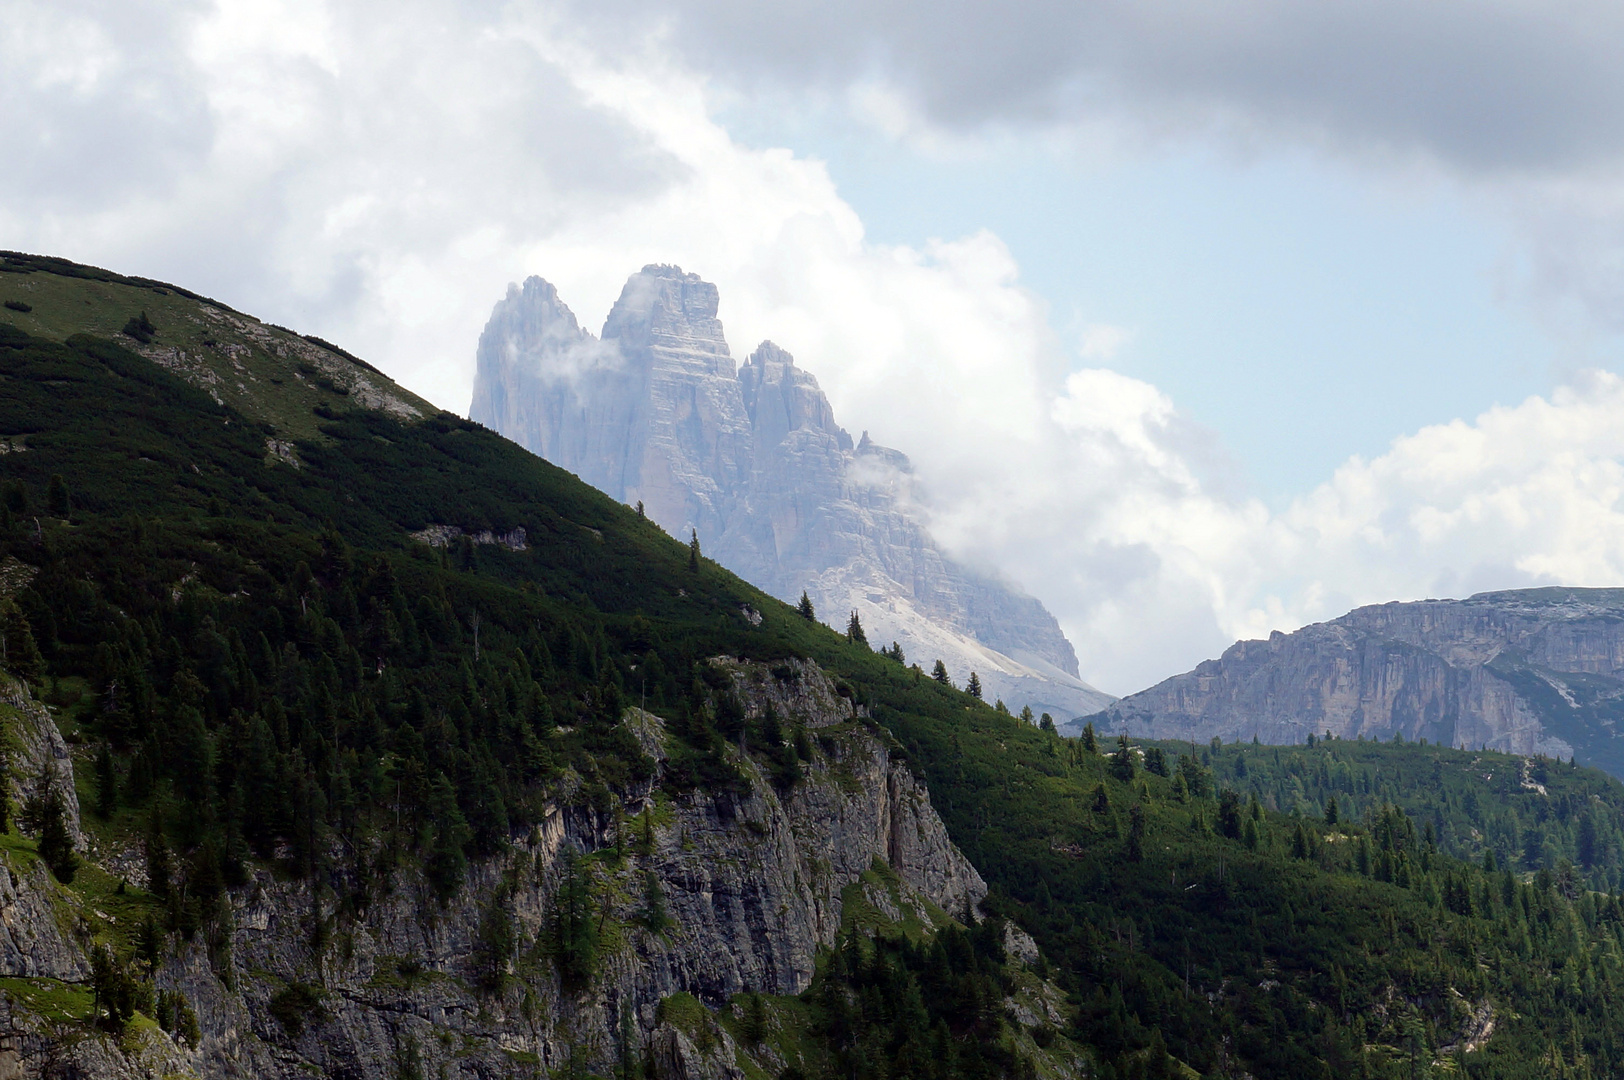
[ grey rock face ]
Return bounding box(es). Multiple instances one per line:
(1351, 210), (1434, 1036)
(1, 674), (83, 848)
(0, 861), (90, 981)
(1089, 587), (1624, 775)
(9, 659), (991, 1080)
(470, 268), (1112, 718)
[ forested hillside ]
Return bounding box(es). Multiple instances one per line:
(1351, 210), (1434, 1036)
(1128, 730), (1624, 892)
(4, 258), (1624, 1079)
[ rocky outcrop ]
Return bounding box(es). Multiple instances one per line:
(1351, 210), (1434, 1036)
(0, 861), (88, 981)
(1, 675), (82, 849)
(470, 268), (1111, 718)
(2, 658), (998, 1080)
(1089, 588), (1624, 774)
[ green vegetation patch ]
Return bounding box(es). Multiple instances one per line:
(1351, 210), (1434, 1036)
(0, 976), (94, 1022)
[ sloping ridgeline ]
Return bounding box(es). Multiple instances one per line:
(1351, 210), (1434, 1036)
(4, 257), (1624, 1078)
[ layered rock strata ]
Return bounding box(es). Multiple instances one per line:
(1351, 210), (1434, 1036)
(470, 268), (1111, 718)
(1090, 588), (1624, 774)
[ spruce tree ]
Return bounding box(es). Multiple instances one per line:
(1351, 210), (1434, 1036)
(47, 474), (70, 518)
(846, 610), (867, 646)
(1110, 734), (1136, 782)
(1081, 722), (1098, 754)
(688, 529), (701, 571)
(0, 598), (45, 683)
(931, 660), (951, 686)
(965, 671), (982, 699)
(95, 742), (116, 819)
(797, 591), (815, 621)
(145, 808), (172, 899)
(37, 789), (77, 883)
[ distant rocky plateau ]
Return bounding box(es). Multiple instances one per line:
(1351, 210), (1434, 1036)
(1088, 587), (1624, 775)
(470, 266), (1112, 718)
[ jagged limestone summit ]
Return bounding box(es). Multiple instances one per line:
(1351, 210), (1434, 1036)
(469, 267), (1112, 720)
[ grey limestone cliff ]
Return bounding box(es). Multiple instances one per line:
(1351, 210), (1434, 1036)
(1090, 587), (1624, 776)
(470, 268), (1111, 718)
(0, 659), (1078, 1080)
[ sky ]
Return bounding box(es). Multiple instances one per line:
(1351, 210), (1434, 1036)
(9, 0), (1624, 694)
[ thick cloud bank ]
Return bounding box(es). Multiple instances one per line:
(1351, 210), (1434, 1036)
(7, 0), (1624, 692)
(565, 0), (1624, 174)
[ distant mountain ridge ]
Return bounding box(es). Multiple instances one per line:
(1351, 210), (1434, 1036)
(1089, 586), (1624, 776)
(471, 266), (1111, 717)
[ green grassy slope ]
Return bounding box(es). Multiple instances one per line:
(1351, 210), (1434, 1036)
(4, 258), (1624, 1078)
(0, 251), (432, 440)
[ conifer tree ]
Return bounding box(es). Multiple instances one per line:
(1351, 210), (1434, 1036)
(554, 852), (599, 987)
(145, 808), (172, 899)
(0, 598), (44, 683)
(95, 742), (116, 819)
(965, 671), (982, 699)
(1081, 722), (1098, 754)
(36, 789), (77, 883)
(47, 474), (69, 518)
(688, 529), (701, 571)
(1110, 734), (1136, 782)
(1126, 804), (1146, 862)
(845, 610), (867, 646)
(797, 591), (815, 621)
(931, 659), (951, 686)
(1217, 790), (1243, 839)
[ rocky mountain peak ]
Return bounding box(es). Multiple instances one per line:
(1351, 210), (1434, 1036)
(739, 339), (849, 452)
(476, 276), (600, 384)
(603, 264), (731, 376)
(471, 268), (1112, 718)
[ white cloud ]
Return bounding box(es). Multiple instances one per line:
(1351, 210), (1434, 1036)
(11, 0), (1624, 696)
(1077, 324), (1133, 363)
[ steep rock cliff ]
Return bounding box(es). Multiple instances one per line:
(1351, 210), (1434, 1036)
(1090, 588), (1624, 774)
(0, 660), (1065, 1080)
(470, 269), (1110, 718)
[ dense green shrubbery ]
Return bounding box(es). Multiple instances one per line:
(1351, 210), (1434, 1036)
(800, 915), (1025, 1080)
